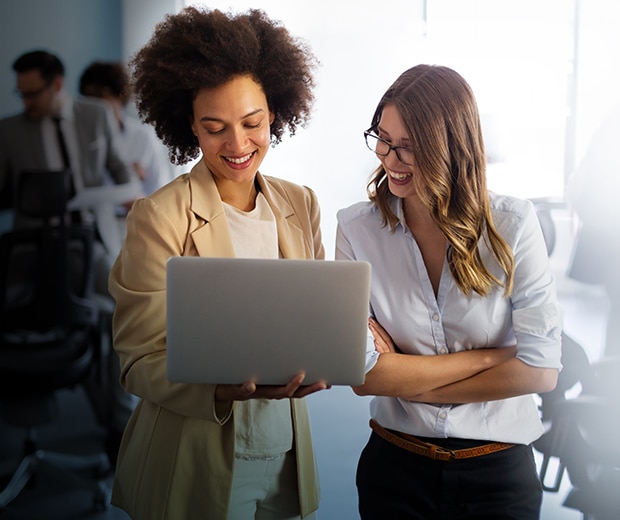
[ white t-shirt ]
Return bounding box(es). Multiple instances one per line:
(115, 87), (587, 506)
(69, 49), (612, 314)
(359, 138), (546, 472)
(223, 192), (294, 459)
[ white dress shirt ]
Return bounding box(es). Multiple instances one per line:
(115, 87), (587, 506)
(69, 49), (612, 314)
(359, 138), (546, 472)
(335, 192), (563, 445)
(118, 116), (171, 197)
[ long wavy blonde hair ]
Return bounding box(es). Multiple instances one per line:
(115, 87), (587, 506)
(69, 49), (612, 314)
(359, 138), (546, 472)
(367, 65), (514, 296)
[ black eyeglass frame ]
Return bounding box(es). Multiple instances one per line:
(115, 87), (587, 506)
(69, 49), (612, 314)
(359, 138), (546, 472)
(363, 129), (414, 165)
(14, 82), (53, 100)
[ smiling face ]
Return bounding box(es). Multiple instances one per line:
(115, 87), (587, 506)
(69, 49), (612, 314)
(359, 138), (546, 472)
(376, 104), (420, 200)
(191, 75), (274, 202)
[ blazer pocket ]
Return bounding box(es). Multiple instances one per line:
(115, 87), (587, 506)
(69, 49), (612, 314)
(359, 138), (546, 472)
(88, 137), (106, 150)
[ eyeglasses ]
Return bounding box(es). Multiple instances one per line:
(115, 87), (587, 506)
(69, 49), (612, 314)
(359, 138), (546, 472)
(364, 130), (414, 166)
(15, 83), (51, 100)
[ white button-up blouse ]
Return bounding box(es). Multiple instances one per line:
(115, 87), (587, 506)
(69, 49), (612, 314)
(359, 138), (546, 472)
(335, 192), (563, 445)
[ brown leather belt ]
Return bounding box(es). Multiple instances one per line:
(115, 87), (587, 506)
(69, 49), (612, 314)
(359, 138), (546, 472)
(369, 419), (515, 461)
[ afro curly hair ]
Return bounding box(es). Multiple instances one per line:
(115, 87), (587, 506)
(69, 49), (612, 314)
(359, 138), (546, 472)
(130, 6), (318, 165)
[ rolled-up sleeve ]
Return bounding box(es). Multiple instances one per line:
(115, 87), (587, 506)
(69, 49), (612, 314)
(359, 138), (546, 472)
(509, 200), (563, 369)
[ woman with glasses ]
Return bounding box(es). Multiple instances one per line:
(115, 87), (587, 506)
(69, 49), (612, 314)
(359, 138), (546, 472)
(108, 7), (328, 519)
(336, 64), (562, 519)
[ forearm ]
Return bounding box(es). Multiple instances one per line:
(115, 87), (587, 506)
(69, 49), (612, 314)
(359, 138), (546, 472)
(353, 347), (515, 398)
(408, 358), (558, 404)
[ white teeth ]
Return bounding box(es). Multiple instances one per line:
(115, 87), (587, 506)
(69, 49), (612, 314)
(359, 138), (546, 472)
(225, 153), (252, 164)
(388, 170), (411, 181)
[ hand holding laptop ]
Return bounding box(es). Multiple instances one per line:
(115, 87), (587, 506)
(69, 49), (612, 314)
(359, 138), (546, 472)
(215, 371), (331, 402)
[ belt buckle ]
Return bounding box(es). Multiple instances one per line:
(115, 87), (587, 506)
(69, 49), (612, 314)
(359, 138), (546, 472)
(434, 446), (456, 461)
(430, 444), (456, 461)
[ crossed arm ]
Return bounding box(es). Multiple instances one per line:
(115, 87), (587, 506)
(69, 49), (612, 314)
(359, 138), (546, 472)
(353, 318), (558, 403)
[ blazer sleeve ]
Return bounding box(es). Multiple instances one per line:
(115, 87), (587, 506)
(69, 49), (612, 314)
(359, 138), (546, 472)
(109, 196), (225, 423)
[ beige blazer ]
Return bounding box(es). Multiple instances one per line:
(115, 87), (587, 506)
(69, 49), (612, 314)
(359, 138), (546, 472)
(108, 159), (325, 519)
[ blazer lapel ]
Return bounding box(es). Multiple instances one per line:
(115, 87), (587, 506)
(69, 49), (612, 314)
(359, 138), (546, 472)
(187, 161), (236, 258)
(185, 163), (308, 260)
(257, 174), (307, 260)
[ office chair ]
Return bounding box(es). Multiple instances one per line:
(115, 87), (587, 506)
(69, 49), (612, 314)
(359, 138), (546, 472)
(557, 355), (620, 519)
(529, 196), (565, 256)
(533, 333), (595, 492)
(533, 331), (620, 519)
(0, 170), (111, 511)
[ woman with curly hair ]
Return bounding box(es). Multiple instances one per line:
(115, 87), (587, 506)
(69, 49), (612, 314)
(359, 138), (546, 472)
(336, 65), (563, 519)
(108, 7), (327, 519)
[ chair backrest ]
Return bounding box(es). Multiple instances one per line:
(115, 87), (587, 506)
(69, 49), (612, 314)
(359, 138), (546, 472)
(1, 169), (98, 333)
(0, 226), (98, 333)
(16, 169), (71, 221)
(538, 332), (595, 422)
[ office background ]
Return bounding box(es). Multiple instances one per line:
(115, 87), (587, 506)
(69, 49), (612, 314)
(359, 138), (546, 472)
(3, 0), (620, 259)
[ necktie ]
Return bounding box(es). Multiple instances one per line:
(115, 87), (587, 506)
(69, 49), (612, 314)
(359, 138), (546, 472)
(52, 116), (77, 201)
(52, 116), (71, 170)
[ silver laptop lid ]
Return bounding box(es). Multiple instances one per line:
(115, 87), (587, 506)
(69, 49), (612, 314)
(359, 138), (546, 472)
(166, 257), (371, 386)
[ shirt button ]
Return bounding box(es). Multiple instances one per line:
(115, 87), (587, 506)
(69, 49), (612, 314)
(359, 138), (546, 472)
(439, 412), (447, 419)
(439, 348), (448, 355)
(432, 314), (439, 321)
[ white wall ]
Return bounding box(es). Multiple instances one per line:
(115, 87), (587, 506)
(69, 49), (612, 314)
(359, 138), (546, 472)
(122, 0), (184, 62)
(0, 0), (123, 118)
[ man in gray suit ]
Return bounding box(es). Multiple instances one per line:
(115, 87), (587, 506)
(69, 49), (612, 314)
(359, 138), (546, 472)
(0, 50), (139, 464)
(0, 50), (141, 255)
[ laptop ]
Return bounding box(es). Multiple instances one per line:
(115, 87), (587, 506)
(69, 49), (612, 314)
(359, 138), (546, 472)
(166, 257), (371, 386)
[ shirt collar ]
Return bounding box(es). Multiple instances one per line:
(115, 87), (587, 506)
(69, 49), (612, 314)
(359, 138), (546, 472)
(55, 90), (74, 121)
(392, 197), (408, 231)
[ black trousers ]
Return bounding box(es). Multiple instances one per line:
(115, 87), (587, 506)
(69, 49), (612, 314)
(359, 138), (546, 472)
(357, 432), (542, 520)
